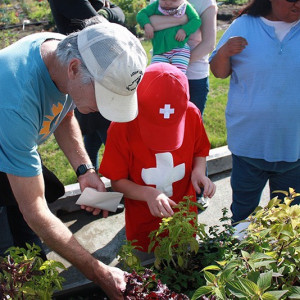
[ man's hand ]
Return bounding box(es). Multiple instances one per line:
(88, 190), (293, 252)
(93, 262), (126, 299)
(78, 170), (109, 217)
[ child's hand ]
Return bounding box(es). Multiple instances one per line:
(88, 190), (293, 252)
(146, 190), (177, 218)
(191, 172), (216, 199)
(144, 23), (154, 40)
(175, 29), (186, 42)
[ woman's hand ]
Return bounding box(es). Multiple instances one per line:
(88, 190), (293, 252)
(144, 23), (154, 39)
(219, 36), (248, 58)
(210, 36), (248, 78)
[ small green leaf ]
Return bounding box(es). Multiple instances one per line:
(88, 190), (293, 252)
(288, 286), (300, 299)
(191, 286), (213, 300)
(262, 290), (288, 299)
(257, 270), (273, 292)
(177, 255), (184, 267)
(215, 287), (227, 300)
(204, 271), (216, 284)
(241, 250), (250, 260)
(261, 292), (278, 300)
(228, 277), (260, 297)
(202, 265), (221, 271)
(253, 260), (276, 269)
(272, 190), (289, 196)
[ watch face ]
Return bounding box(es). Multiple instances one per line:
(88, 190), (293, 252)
(76, 164), (94, 177)
(78, 165), (87, 174)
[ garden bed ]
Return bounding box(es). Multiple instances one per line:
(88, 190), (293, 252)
(53, 282), (108, 300)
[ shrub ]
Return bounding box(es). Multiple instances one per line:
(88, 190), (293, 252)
(118, 190), (300, 300)
(0, 243), (66, 300)
(193, 188), (300, 300)
(113, 0), (147, 35)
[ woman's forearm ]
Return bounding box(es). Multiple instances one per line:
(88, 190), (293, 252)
(190, 5), (217, 63)
(209, 49), (232, 79)
(149, 14), (188, 31)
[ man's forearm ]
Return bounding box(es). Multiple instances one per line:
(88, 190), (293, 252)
(54, 112), (92, 171)
(7, 173), (98, 279)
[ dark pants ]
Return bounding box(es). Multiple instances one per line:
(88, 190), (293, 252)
(48, 0), (125, 35)
(188, 77), (209, 116)
(0, 165), (64, 260)
(231, 154), (300, 223)
(75, 109), (111, 171)
(189, 77), (209, 197)
(84, 129), (107, 170)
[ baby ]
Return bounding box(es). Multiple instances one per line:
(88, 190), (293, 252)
(137, 0), (201, 74)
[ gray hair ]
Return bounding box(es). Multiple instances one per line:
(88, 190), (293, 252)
(55, 16), (107, 84)
(56, 32), (92, 85)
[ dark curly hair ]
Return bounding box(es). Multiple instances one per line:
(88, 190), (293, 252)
(237, 0), (272, 18)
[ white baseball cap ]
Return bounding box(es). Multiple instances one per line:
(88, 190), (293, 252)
(77, 22), (148, 122)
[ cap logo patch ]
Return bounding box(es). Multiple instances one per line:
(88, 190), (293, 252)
(160, 104), (174, 119)
(127, 70), (143, 92)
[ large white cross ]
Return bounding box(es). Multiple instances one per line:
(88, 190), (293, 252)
(141, 152), (185, 197)
(160, 104), (174, 119)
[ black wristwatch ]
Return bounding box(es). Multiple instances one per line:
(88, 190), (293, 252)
(76, 164), (95, 177)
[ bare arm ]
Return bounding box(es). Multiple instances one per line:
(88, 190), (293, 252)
(54, 111), (93, 174)
(189, 5), (217, 63)
(7, 174), (125, 299)
(210, 36), (248, 79)
(191, 156), (216, 198)
(149, 14), (188, 31)
(54, 110), (107, 216)
(111, 179), (176, 218)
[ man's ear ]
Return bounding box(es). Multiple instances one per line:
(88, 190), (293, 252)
(68, 58), (81, 80)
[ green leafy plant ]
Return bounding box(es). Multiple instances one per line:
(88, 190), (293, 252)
(192, 189), (300, 300)
(114, 0), (147, 35)
(26, 0), (52, 22)
(0, 243), (66, 300)
(117, 190), (299, 299)
(147, 199), (239, 297)
(117, 239), (144, 273)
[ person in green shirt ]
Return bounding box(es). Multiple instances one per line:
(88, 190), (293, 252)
(137, 0), (201, 74)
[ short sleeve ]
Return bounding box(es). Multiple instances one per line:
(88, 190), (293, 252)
(99, 122), (131, 180)
(210, 16), (246, 61)
(0, 109), (41, 176)
(190, 104), (210, 157)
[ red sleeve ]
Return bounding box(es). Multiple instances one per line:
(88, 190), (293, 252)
(99, 122), (130, 180)
(189, 103), (210, 157)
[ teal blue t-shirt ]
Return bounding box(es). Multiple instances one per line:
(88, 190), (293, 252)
(0, 32), (75, 176)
